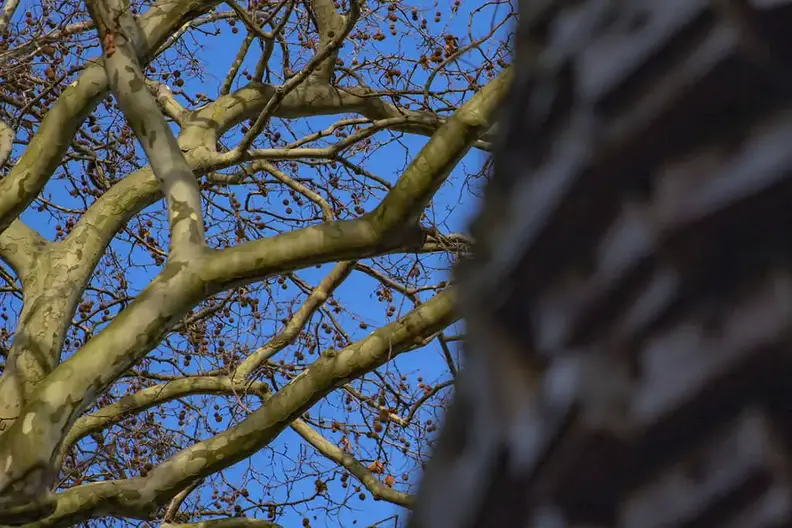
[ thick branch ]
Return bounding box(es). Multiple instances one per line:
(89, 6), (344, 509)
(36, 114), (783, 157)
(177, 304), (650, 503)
(58, 377), (269, 467)
(0, 51), (503, 528)
(87, 0), (207, 259)
(0, 120), (14, 169)
(370, 68), (511, 231)
(0, 221), (47, 285)
(57, 376), (410, 510)
(137, 290), (454, 508)
(178, 82), (463, 152)
(147, 81), (187, 124)
(0, 214), (424, 521)
(67, 74), (489, 280)
(231, 0), (360, 154)
(7, 72), (504, 455)
(0, 0), (221, 235)
(20, 291), (455, 526)
(306, 0), (347, 84)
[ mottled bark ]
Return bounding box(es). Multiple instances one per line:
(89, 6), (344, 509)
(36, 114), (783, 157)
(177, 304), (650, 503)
(1, 291), (454, 527)
(0, 0), (221, 235)
(0, 0), (224, 444)
(0, 0), (507, 521)
(0, 120), (13, 169)
(0, 61), (504, 523)
(87, 0), (208, 260)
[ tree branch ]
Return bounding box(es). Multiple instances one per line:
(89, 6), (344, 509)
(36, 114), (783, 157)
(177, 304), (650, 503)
(0, 220), (47, 285)
(88, 0), (207, 260)
(368, 68), (511, 232)
(162, 480), (201, 522)
(251, 160), (334, 221)
(19, 290), (455, 526)
(57, 375), (412, 511)
(0, 49), (505, 527)
(233, 260), (353, 379)
(290, 418), (414, 507)
(57, 377), (270, 467)
(0, 0), (222, 236)
(230, 0), (360, 155)
(0, 120), (14, 169)
(305, 0), (347, 84)
(147, 81), (187, 124)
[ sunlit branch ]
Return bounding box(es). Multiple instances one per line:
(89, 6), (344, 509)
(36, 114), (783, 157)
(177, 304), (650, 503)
(0, 220), (47, 286)
(220, 32), (255, 96)
(147, 81), (187, 124)
(87, 0), (208, 259)
(0, 120), (14, 169)
(20, 291), (455, 525)
(0, 0), (222, 236)
(0, 0), (20, 35)
(290, 418), (414, 507)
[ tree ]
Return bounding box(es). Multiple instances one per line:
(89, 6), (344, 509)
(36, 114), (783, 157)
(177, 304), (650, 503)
(0, 0), (513, 525)
(408, 1), (792, 526)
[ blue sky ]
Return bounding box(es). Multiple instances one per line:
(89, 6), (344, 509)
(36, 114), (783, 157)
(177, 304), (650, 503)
(1, 0), (513, 525)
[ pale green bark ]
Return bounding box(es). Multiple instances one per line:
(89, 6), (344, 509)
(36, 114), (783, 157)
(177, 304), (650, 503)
(0, 0), (225, 440)
(0, 0), (221, 235)
(88, 0), (207, 260)
(0, 0), (509, 520)
(0, 121), (13, 170)
(1, 291), (454, 527)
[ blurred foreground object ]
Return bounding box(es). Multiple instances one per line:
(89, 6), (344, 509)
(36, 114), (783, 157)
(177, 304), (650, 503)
(409, 0), (792, 526)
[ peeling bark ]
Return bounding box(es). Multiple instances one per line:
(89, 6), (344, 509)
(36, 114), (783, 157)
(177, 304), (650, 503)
(0, 0), (506, 521)
(0, 0), (221, 235)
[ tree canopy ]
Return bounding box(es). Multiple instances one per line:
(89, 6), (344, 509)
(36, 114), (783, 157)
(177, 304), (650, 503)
(0, 0), (513, 526)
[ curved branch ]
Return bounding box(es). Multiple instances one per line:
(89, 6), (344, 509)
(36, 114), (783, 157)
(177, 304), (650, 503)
(290, 418), (414, 507)
(306, 0), (347, 84)
(87, 0), (207, 260)
(231, 0), (361, 154)
(233, 260), (354, 379)
(0, 65), (505, 525)
(0, 0), (222, 235)
(58, 377), (411, 510)
(0, 220), (47, 285)
(250, 160), (334, 221)
(242, 115), (438, 162)
(0, 120), (14, 169)
(24, 290), (455, 526)
(58, 377), (270, 467)
(147, 81), (187, 124)
(369, 68), (511, 232)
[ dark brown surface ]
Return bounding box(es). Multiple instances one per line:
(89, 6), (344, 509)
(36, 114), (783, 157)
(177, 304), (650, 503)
(409, 0), (792, 526)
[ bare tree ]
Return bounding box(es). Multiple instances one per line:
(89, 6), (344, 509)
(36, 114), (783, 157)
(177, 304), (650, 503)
(0, 0), (513, 525)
